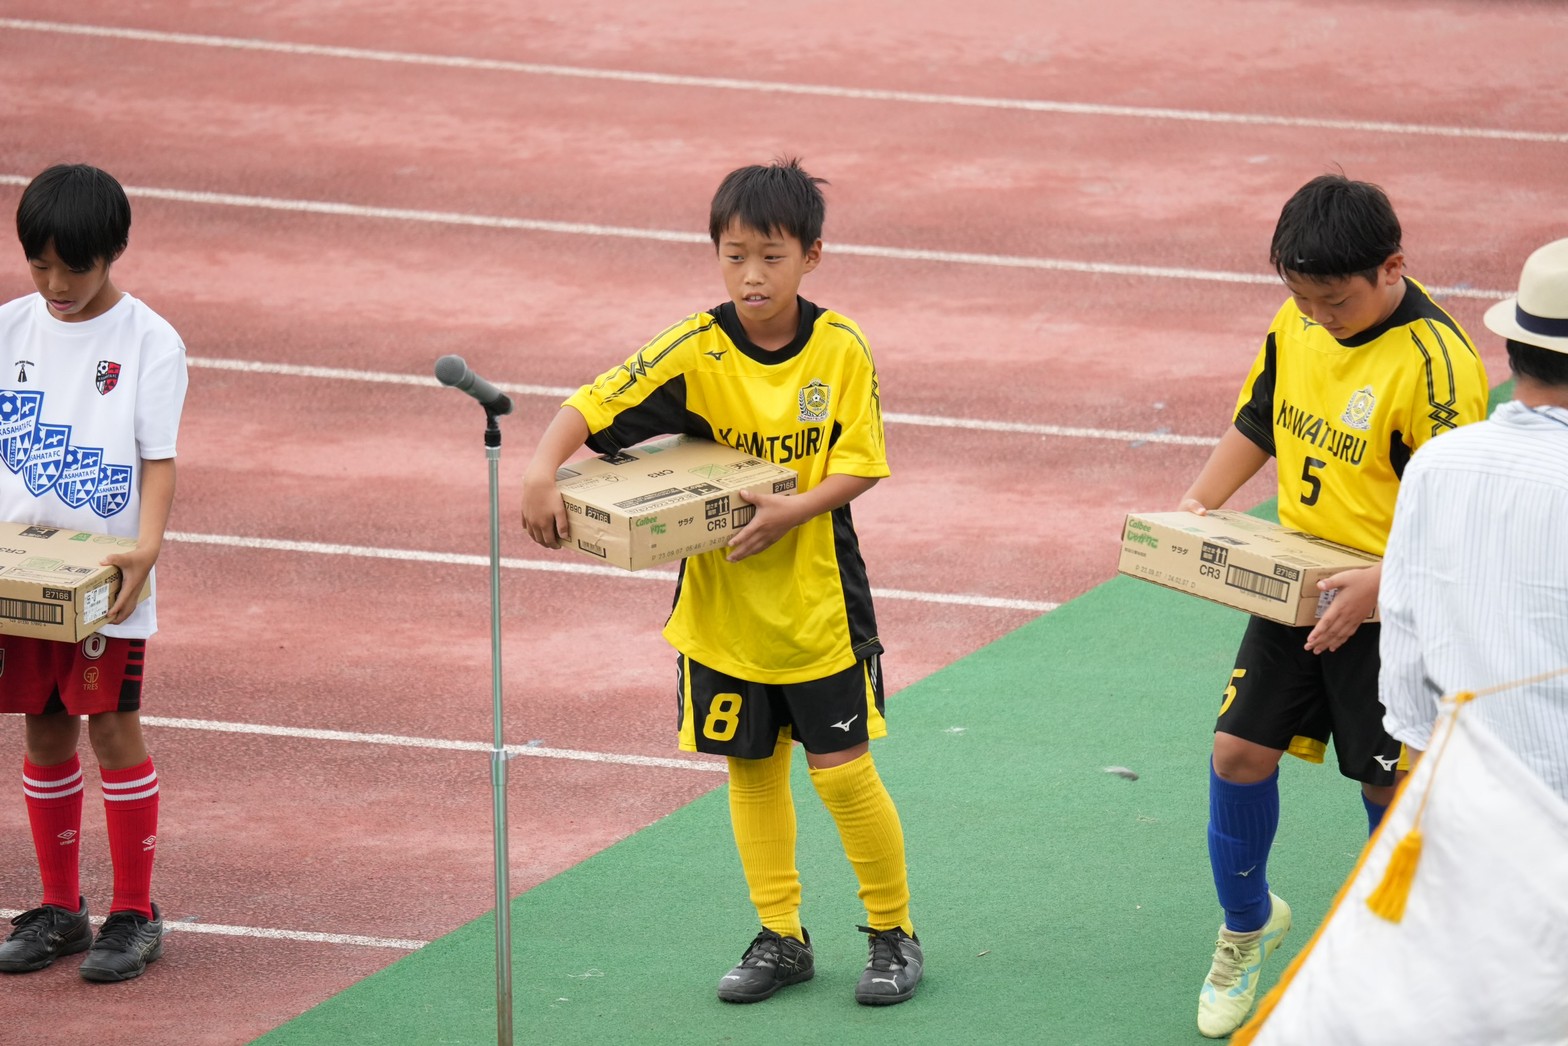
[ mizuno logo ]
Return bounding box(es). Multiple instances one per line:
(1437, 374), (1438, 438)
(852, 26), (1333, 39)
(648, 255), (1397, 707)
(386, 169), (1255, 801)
(1373, 755), (1397, 771)
(703, 349), (728, 360)
(1236, 866), (1256, 878)
(831, 715), (860, 732)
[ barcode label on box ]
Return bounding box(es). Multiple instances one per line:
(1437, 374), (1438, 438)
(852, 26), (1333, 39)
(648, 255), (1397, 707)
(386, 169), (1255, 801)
(1226, 565), (1289, 603)
(0, 598), (65, 625)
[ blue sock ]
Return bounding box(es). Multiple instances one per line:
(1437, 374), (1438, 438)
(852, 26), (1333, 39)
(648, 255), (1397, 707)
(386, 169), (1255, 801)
(1362, 792), (1388, 835)
(1208, 760), (1280, 933)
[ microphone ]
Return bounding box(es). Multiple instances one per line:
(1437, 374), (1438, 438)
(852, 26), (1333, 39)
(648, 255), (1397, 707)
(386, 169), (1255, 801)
(435, 355), (513, 415)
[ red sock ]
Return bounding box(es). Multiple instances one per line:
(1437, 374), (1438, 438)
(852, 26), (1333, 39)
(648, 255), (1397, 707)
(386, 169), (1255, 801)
(23, 754), (85, 911)
(101, 758), (159, 918)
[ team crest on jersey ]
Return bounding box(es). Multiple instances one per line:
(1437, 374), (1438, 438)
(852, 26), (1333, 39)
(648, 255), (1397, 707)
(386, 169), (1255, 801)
(90, 465), (133, 519)
(96, 361), (121, 396)
(55, 446), (105, 508)
(1341, 386), (1376, 431)
(798, 380), (831, 422)
(23, 423), (71, 496)
(0, 390), (43, 472)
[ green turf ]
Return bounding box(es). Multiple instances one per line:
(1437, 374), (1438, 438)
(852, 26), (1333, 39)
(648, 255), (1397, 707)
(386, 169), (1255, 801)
(260, 384), (1515, 1044)
(255, 560), (1373, 1045)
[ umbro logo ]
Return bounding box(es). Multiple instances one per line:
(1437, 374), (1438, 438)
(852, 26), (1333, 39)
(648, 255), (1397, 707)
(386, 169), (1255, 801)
(1372, 754), (1397, 771)
(141, 834), (157, 852)
(57, 829), (77, 846)
(830, 715), (860, 732)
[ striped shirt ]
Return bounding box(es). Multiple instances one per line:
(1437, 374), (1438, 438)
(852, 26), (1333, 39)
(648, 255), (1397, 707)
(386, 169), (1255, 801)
(1380, 399), (1568, 798)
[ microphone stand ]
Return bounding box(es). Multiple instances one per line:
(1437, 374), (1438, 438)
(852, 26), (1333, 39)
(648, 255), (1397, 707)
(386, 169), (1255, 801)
(481, 404), (515, 1046)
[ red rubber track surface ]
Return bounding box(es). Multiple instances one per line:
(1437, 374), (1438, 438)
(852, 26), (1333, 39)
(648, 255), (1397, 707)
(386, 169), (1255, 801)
(0, 1), (1562, 1040)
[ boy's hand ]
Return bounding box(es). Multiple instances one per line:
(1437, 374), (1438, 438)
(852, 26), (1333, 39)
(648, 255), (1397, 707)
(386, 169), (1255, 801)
(101, 544), (160, 625)
(726, 489), (803, 562)
(1304, 564), (1380, 654)
(522, 472), (570, 548)
(1177, 497), (1209, 516)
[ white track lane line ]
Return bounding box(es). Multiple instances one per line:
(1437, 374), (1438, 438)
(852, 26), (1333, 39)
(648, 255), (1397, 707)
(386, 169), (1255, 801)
(0, 174), (1518, 303)
(181, 355), (1224, 449)
(0, 910), (426, 950)
(2, 18), (1565, 144)
(161, 529), (1061, 613)
(139, 714), (730, 774)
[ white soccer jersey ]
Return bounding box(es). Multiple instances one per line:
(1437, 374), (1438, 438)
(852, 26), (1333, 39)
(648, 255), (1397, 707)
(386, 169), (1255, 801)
(0, 292), (189, 638)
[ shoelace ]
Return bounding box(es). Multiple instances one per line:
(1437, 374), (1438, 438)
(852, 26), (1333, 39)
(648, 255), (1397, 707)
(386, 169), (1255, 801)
(6, 906), (66, 940)
(738, 931), (784, 968)
(1205, 936), (1247, 989)
(92, 912), (149, 951)
(859, 927), (909, 971)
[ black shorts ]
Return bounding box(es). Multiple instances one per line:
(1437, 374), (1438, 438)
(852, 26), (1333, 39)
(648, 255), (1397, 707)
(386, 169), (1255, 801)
(1215, 617), (1402, 786)
(676, 654), (887, 759)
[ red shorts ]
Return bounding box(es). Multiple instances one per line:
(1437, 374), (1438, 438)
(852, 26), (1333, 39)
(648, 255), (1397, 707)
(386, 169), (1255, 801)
(0, 633), (147, 715)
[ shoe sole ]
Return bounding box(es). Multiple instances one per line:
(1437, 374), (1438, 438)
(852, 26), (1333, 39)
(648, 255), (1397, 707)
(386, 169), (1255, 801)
(717, 967), (813, 1003)
(80, 940), (163, 983)
(0, 935), (92, 974)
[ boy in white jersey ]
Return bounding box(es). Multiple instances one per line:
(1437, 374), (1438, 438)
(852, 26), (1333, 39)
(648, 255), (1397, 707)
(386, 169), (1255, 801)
(0, 165), (189, 982)
(522, 159), (921, 1006)
(1177, 174), (1489, 1037)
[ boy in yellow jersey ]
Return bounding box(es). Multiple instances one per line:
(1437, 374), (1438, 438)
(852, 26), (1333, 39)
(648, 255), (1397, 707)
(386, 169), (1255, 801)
(521, 159), (920, 1006)
(1177, 174), (1489, 1038)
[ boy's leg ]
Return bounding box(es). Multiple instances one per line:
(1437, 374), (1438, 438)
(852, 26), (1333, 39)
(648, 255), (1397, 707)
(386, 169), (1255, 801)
(677, 655), (813, 1003)
(0, 712), (93, 974)
(74, 640), (164, 983)
(22, 713), (87, 911)
(792, 656), (921, 1005)
(726, 734), (802, 941)
(87, 710), (158, 920)
(1200, 620), (1320, 1038)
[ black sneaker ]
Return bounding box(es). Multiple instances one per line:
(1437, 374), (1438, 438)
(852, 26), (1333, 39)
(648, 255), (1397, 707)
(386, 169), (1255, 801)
(0, 898), (92, 973)
(79, 902), (164, 983)
(717, 928), (814, 1003)
(854, 925), (923, 1005)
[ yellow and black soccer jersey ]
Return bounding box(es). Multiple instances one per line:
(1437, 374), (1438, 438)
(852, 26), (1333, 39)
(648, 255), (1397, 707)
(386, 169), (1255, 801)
(566, 297), (889, 684)
(1233, 277), (1488, 555)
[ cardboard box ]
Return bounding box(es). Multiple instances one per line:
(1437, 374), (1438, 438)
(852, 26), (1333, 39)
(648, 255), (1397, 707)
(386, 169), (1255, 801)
(0, 521), (149, 642)
(1117, 510), (1381, 626)
(556, 435), (798, 571)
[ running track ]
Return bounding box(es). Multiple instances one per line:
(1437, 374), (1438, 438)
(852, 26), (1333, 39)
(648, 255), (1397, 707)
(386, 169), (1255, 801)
(0, 2), (1562, 1041)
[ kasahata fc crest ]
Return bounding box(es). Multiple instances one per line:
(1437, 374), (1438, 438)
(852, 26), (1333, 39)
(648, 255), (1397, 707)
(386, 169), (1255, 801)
(1341, 386), (1376, 431)
(798, 379), (830, 422)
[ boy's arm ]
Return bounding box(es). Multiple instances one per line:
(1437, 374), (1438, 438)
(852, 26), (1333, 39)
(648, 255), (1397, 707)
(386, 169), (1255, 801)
(102, 457), (175, 625)
(1178, 427), (1271, 514)
(521, 406), (590, 548)
(726, 474), (878, 563)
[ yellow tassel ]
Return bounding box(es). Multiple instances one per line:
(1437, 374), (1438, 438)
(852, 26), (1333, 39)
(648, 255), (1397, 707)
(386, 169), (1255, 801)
(1366, 829), (1424, 923)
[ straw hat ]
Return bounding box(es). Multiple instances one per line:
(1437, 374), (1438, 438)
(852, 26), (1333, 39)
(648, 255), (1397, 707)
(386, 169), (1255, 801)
(1485, 237), (1568, 354)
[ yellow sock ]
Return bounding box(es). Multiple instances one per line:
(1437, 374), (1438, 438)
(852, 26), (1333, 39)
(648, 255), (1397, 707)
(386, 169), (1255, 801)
(809, 752), (914, 936)
(727, 736), (802, 940)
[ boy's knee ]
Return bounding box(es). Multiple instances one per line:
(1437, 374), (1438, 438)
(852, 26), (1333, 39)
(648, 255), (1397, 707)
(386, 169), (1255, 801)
(23, 713), (81, 765)
(86, 711), (148, 770)
(1211, 733), (1282, 784)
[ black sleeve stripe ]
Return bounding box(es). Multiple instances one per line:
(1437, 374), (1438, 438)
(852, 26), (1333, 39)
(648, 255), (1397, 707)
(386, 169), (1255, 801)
(604, 318), (718, 402)
(1234, 332), (1278, 456)
(1411, 321), (1461, 434)
(827, 320), (884, 448)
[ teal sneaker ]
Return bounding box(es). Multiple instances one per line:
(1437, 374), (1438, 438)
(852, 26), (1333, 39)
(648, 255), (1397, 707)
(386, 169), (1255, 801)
(1197, 892), (1291, 1038)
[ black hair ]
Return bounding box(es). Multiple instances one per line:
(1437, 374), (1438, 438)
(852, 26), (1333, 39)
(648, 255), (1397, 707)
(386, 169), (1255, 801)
(1507, 338), (1568, 388)
(708, 157), (827, 249)
(16, 164), (132, 271)
(1270, 174), (1401, 284)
